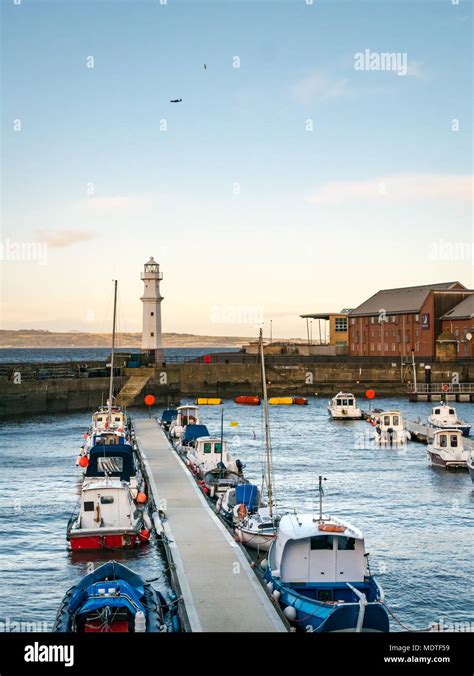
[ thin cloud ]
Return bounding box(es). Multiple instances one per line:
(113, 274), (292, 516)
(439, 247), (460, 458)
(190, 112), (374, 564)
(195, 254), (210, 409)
(34, 229), (97, 248)
(291, 73), (352, 104)
(406, 60), (427, 80)
(87, 195), (152, 210)
(306, 175), (474, 205)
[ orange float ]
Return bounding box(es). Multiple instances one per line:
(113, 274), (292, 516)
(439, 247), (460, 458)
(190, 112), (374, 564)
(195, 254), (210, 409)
(234, 396), (261, 405)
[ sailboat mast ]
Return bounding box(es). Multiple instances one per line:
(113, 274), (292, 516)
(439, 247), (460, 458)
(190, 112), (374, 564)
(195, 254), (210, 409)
(259, 328), (273, 518)
(107, 280), (118, 425)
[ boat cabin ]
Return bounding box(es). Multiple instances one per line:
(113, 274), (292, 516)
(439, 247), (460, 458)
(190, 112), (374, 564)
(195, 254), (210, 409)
(92, 407), (126, 432)
(79, 480), (137, 530)
(85, 444), (136, 482)
(270, 514), (367, 586)
(430, 405), (458, 425)
(176, 405), (199, 427)
(331, 393), (357, 409)
(432, 429), (463, 451)
(377, 412), (403, 430)
(189, 437), (230, 472)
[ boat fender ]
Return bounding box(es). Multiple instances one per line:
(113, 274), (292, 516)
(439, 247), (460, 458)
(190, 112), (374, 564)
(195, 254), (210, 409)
(266, 581), (274, 593)
(135, 610), (146, 633)
(283, 606), (297, 621)
(233, 503), (248, 522)
(260, 558), (268, 571)
(144, 512), (153, 530)
(272, 590), (281, 602)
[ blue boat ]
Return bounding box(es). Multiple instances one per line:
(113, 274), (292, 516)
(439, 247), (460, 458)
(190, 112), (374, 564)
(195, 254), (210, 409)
(53, 561), (174, 633)
(265, 510), (389, 632)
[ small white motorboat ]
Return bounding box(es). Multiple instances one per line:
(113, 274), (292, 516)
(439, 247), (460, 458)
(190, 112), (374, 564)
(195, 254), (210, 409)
(427, 403), (471, 437)
(169, 405), (200, 439)
(427, 429), (469, 470)
(374, 411), (411, 447)
(186, 436), (245, 498)
(327, 392), (362, 420)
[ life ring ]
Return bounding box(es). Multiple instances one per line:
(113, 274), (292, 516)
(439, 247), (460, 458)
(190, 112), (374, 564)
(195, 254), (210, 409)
(318, 523), (345, 533)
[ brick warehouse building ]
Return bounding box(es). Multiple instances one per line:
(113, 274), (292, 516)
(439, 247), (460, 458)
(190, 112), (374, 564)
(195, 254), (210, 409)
(348, 282), (473, 358)
(441, 295), (474, 359)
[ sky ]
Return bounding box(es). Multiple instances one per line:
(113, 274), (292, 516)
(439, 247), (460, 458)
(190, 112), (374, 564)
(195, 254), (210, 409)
(1, 0), (473, 339)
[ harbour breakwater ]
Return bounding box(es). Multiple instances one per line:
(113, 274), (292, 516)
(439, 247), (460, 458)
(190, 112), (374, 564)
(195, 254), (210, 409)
(0, 357), (472, 418)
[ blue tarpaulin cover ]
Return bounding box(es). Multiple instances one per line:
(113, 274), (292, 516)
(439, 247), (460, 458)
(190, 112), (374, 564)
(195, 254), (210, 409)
(161, 409), (178, 423)
(181, 425), (209, 443)
(236, 483), (259, 509)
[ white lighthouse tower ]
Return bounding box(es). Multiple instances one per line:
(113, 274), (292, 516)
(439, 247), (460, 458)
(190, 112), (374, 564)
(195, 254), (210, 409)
(140, 256), (164, 364)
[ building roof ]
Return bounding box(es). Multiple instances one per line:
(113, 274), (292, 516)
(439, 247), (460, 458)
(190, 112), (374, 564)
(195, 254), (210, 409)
(349, 282), (466, 317)
(440, 294), (474, 320)
(300, 310), (352, 319)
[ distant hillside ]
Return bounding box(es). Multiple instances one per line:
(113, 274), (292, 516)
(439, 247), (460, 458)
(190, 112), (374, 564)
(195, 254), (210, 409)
(0, 330), (254, 349)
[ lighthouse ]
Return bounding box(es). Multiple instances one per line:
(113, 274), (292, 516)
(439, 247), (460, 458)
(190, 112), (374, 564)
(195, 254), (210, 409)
(140, 256), (164, 364)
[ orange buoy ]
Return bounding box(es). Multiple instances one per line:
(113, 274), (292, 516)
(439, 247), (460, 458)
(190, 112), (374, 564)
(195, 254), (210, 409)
(79, 456), (88, 468)
(83, 433), (88, 439)
(136, 492), (147, 504)
(366, 389), (376, 400)
(292, 397), (308, 405)
(234, 396), (261, 405)
(144, 394), (155, 406)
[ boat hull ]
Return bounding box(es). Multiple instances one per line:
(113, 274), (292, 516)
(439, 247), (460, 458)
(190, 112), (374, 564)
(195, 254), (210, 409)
(67, 530), (144, 551)
(235, 527), (275, 551)
(427, 451), (468, 470)
(428, 422), (471, 437)
(266, 576), (389, 633)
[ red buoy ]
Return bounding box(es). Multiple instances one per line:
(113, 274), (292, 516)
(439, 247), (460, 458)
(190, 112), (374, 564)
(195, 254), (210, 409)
(234, 396), (261, 405)
(144, 394), (155, 406)
(79, 456), (88, 468)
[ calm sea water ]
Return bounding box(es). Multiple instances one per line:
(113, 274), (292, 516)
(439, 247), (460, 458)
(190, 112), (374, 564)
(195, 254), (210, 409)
(0, 397), (473, 632)
(0, 347), (239, 364)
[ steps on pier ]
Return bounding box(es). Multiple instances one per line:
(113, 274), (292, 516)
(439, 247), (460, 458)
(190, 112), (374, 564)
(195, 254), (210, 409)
(115, 374), (151, 406)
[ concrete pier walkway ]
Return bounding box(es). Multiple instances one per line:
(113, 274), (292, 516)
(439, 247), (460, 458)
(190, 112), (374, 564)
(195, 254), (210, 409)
(134, 418), (287, 633)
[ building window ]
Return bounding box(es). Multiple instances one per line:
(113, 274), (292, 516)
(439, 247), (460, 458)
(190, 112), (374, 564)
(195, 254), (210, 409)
(415, 342), (420, 352)
(370, 343), (374, 351)
(370, 317), (375, 324)
(335, 317), (348, 332)
(351, 344), (355, 351)
(350, 318), (355, 325)
(415, 314), (419, 322)
(392, 343), (396, 351)
(391, 316), (396, 323)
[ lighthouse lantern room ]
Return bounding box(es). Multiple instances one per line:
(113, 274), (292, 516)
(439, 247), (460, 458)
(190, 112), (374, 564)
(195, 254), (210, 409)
(140, 256), (164, 364)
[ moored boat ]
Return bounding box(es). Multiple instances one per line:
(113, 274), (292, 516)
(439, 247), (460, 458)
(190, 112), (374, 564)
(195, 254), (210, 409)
(427, 403), (471, 437)
(169, 405), (201, 439)
(186, 435), (245, 498)
(67, 478), (151, 551)
(176, 423), (210, 453)
(292, 396), (308, 405)
(53, 561), (169, 632)
(264, 478), (389, 632)
(327, 392), (362, 420)
(427, 429), (469, 470)
(235, 329), (280, 552)
(374, 411), (411, 447)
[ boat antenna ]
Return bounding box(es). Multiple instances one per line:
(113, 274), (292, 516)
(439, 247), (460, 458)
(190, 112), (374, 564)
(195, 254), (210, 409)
(107, 280), (118, 427)
(317, 475), (327, 522)
(259, 328), (274, 519)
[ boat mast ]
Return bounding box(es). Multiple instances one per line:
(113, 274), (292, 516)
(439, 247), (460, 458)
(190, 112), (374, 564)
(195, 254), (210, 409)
(259, 328), (273, 518)
(107, 280), (118, 426)
(220, 407), (224, 477)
